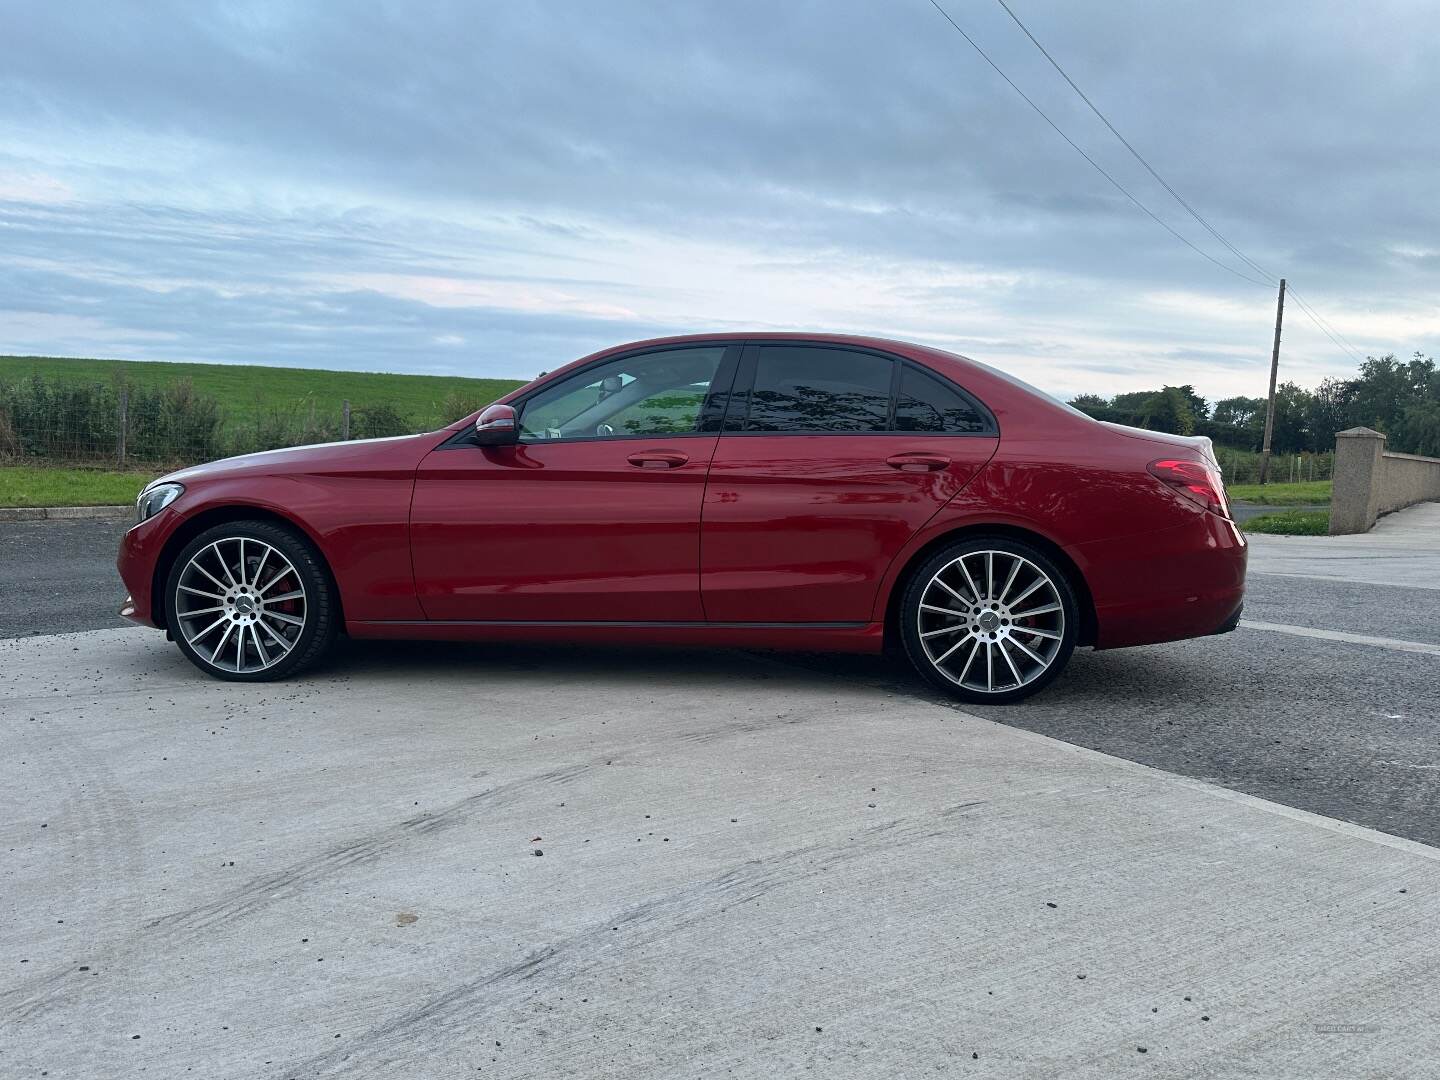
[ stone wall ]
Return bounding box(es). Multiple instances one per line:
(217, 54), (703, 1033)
(1329, 427), (1440, 534)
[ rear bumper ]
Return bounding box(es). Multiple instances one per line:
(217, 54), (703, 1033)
(1208, 601), (1243, 636)
(1074, 512), (1247, 650)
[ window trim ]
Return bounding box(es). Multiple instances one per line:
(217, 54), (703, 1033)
(720, 340), (998, 438)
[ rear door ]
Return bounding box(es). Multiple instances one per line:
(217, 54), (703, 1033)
(700, 343), (999, 623)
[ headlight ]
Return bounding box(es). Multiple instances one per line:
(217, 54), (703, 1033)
(136, 482), (185, 523)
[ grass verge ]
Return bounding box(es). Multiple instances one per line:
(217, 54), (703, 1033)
(1241, 509), (1330, 536)
(1227, 480), (1332, 505)
(0, 466), (152, 508)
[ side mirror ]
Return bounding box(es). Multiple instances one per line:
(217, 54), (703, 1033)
(474, 403), (519, 446)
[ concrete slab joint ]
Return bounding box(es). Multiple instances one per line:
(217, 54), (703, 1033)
(1329, 427), (1440, 534)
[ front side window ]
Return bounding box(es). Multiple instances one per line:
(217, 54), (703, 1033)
(518, 346), (727, 440)
(743, 346), (893, 433)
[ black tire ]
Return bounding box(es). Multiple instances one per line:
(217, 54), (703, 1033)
(164, 519), (338, 681)
(899, 536), (1078, 704)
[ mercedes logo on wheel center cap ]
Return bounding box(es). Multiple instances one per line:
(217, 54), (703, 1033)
(234, 595), (257, 615)
(978, 610), (1000, 632)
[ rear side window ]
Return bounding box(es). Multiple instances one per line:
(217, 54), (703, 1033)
(894, 365), (991, 433)
(744, 346), (892, 433)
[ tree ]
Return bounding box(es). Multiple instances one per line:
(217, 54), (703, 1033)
(1397, 399), (1440, 457)
(1068, 393), (1110, 416)
(1212, 396), (1264, 429)
(1174, 384), (1210, 422)
(1055, 349), (1438, 456)
(1304, 378), (1354, 452)
(1269, 382), (1313, 455)
(1138, 386), (1197, 435)
(1347, 353), (1435, 434)
(1110, 391), (1154, 416)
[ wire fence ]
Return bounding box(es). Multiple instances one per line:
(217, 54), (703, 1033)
(1216, 449), (1333, 487)
(0, 374), (482, 470)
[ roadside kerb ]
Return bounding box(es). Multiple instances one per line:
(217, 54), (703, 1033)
(0, 504), (131, 522)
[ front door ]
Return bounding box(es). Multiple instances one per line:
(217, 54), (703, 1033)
(410, 344), (738, 622)
(700, 344), (999, 623)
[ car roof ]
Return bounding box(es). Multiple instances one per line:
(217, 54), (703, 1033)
(583, 331), (953, 359)
(472, 332), (1086, 434)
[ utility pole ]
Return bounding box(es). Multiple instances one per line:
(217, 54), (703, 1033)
(1257, 277), (1286, 485)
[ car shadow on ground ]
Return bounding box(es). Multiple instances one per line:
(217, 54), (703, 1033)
(326, 634), (1194, 714)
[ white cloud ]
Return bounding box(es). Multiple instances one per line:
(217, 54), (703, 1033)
(1, 0), (1436, 402)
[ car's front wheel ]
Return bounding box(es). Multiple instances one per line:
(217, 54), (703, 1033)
(899, 537), (1078, 704)
(165, 520), (338, 681)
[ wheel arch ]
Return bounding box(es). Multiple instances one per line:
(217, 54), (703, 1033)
(882, 523), (1097, 650)
(151, 505), (344, 635)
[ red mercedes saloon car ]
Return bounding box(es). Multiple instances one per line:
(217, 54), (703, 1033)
(117, 333), (1245, 702)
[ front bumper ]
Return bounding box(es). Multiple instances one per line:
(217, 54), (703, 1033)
(116, 509), (180, 629)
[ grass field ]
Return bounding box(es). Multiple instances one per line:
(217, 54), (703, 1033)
(0, 466), (152, 507)
(1241, 509), (1331, 535)
(0, 354), (525, 430)
(1226, 480), (1332, 505)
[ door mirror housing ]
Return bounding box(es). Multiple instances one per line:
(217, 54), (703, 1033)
(474, 403), (519, 446)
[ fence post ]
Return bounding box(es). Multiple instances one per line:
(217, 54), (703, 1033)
(342, 399), (351, 440)
(117, 387), (129, 466)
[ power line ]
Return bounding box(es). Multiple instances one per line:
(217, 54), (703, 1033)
(992, 0), (1278, 287)
(987, 0), (1373, 364)
(1287, 288), (1367, 364)
(924, 0), (1274, 289)
(1291, 294), (1361, 363)
(1287, 286), (1366, 358)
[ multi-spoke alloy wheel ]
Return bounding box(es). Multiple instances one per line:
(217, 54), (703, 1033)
(900, 539), (1077, 704)
(165, 521), (336, 681)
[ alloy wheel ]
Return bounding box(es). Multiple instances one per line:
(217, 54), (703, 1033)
(173, 537), (309, 674)
(915, 549), (1066, 694)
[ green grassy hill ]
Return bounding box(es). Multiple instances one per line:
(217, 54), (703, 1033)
(0, 354), (526, 430)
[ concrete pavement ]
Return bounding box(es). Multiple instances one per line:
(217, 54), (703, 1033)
(1244, 500), (1440, 590)
(3, 627), (1440, 1078)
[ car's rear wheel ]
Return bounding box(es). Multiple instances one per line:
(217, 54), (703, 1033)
(165, 520), (337, 681)
(900, 537), (1077, 704)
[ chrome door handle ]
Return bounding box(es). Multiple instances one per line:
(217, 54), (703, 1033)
(627, 450), (690, 469)
(886, 452), (950, 472)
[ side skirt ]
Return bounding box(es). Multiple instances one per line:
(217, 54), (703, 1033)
(345, 619), (885, 653)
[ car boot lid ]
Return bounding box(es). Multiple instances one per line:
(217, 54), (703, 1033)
(1100, 422), (1218, 466)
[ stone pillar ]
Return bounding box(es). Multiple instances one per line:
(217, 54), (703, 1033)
(1329, 427), (1386, 534)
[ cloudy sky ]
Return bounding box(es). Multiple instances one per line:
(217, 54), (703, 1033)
(2, 0), (1437, 401)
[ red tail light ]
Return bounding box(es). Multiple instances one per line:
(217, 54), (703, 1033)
(1147, 458), (1230, 518)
